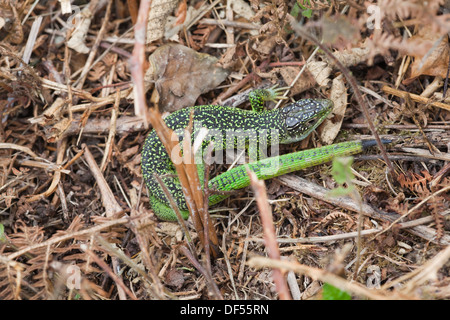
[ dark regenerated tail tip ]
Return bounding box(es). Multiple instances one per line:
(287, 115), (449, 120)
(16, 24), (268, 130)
(361, 138), (392, 149)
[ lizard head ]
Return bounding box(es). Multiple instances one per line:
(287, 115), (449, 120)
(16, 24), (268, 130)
(279, 98), (333, 144)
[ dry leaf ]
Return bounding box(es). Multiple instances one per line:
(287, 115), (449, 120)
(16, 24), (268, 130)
(279, 67), (316, 96)
(322, 46), (371, 68)
(231, 0), (256, 20)
(279, 61), (331, 96)
(148, 43), (230, 112)
(307, 61), (332, 87)
(230, 0), (260, 35)
(165, 268), (185, 289)
(164, 5), (202, 41)
(87, 63), (106, 81)
(404, 26), (450, 83)
(146, 0), (179, 43)
(156, 222), (184, 242)
(321, 15), (360, 49)
(319, 74), (347, 145)
(252, 36), (278, 56)
(66, 5), (93, 54)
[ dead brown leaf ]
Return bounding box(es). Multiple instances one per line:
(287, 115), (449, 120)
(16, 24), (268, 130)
(405, 26), (449, 83)
(279, 66), (316, 95)
(319, 74), (347, 145)
(321, 15), (360, 49)
(148, 43), (230, 112)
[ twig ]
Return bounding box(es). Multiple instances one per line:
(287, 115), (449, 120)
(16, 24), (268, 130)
(287, 15), (394, 174)
(444, 48), (450, 99)
(178, 245), (223, 300)
(274, 45), (320, 109)
(249, 210), (447, 244)
(129, 0), (151, 125)
(100, 90), (119, 172)
(402, 245), (450, 294)
(202, 141), (217, 273)
(25, 138), (68, 202)
(7, 216), (129, 260)
(39, 78), (131, 103)
(82, 143), (122, 217)
(214, 57), (273, 104)
(277, 174), (450, 245)
(398, 147), (450, 162)
(220, 232), (239, 300)
(81, 244), (137, 300)
(382, 85), (450, 112)
(247, 169), (292, 300)
(247, 228), (381, 244)
(24, 147), (84, 197)
(247, 256), (406, 300)
(237, 216), (252, 283)
(182, 118), (218, 260)
(21, 15), (42, 66)
(214, 72), (257, 104)
(267, 61), (305, 68)
(381, 240), (450, 292)
(127, 215), (167, 299)
(74, 0), (113, 89)
(37, 114), (146, 139)
(153, 173), (195, 249)
(199, 18), (260, 30)
(343, 123), (450, 130)
(375, 185), (450, 237)
(71, 26), (134, 80)
(94, 234), (161, 291)
(0, 143), (39, 158)
(186, 0), (222, 30)
(81, 143), (147, 299)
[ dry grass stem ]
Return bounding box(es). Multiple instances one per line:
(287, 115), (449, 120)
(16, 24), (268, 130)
(247, 169), (292, 300)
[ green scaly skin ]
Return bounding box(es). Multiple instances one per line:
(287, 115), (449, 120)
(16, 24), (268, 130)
(141, 88), (369, 221)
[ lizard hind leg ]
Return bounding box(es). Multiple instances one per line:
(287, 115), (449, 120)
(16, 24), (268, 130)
(149, 160), (206, 221)
(149, 194), (190, 221)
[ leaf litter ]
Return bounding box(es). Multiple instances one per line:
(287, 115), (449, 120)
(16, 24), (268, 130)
(0, 0), (449, 300)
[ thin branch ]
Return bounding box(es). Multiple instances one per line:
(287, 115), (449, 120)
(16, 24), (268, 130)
(178, 245), (223, 300)
(81, 244), (138, 300)
(277, 175), (450, 245)
(383, 85), (450, 112)
(287, 15), (395, 174)
(247, 256), (409, 300)
(247, 169), (292, 300)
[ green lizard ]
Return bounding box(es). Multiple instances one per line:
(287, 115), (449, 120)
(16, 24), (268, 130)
(141, 87), (382, 221)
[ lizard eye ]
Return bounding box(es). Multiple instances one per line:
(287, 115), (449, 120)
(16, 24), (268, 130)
(286, 116), (300, 131)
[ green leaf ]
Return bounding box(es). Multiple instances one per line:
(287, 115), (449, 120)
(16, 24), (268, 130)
(301, 8), (313, 18)
(327, 184), (356, 198)
(0, 223), (6, 243)
(294, 0), (313, 19)
(331, 156), (355, 185)
(290, 3), (301, 18)
(322, 283), (352, 300)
